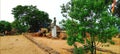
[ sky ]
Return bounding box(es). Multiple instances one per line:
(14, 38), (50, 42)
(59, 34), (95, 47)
(0, 0), (69, 25)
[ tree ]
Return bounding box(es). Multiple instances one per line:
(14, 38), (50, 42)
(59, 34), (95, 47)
(61, 0), (120, 54)
(11, 20), (29, 33)
(12, 5), (52, 32)
(0, 21), (12, 34)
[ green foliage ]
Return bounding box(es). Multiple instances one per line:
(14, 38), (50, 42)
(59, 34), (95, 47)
(61, 0), (120, 54)
(12, 5), (52, 32)
(0, 21), (12, 33)
(74, 47), (85, 54)
(11, 21), (29, 33)
(65, 19), (79, 45)
(109, 40), (115, 45)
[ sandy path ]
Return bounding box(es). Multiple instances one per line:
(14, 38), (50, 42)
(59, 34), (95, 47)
(0, 35), (47, 54)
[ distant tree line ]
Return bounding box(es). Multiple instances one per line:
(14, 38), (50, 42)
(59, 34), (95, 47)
(0, 5), (52, 35)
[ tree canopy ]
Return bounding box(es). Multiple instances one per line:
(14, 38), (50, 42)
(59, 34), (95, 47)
(61, 0), (120, 54)
(0, 21), (12, 33)
(12, 5), (52, 32)
(11, 20), (28, 33)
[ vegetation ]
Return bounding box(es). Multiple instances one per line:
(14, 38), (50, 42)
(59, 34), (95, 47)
(61, 0), (120, 54)
(12, 5), (52, 32)
(11, 20), (28, 34)
(0, 21), (12, 34)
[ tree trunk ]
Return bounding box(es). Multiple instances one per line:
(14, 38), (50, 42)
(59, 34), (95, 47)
(91, 35), (96, 54)
(91, 41), (94, 54)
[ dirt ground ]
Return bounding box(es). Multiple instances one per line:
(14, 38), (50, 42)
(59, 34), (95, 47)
(0, 35), (47, 54)
(0, 35), (120, 54)
(32, 37), (120, 54)
(32, 37), (73, 54)
(99, 38), (120, 54)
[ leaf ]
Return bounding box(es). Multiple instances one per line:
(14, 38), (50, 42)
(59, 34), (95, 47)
(78, 33), (82, 39)
(67, 36), (76, 46)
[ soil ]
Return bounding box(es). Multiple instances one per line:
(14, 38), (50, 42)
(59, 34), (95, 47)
(0, 35), (47, 54)
(0, 35), (120, 54)
(32, 37), (73, 54)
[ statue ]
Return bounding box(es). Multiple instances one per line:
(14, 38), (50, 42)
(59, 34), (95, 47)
(51, 17), (57, 38)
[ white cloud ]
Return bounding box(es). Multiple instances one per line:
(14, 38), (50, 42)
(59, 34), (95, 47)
(0, 0), (70, 25)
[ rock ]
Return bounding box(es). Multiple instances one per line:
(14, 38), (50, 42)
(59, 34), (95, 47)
(46, 32), (52, 38)
(59, 31), (67, 39)
(116, 34), (120, 38)
(50, 50), (60, 54)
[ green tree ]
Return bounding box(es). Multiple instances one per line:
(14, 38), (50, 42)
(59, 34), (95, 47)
(61, 0), (120, 54)
(11, 20), (29, 33)
(0, 21), (12, 34)
(12, 5), (52, 32)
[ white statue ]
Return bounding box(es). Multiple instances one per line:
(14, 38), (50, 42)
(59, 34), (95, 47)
(51, 17), (57, 38)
